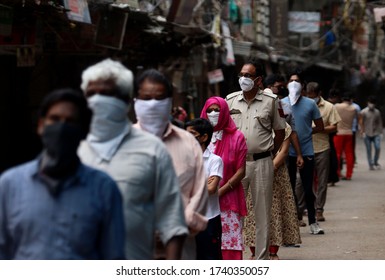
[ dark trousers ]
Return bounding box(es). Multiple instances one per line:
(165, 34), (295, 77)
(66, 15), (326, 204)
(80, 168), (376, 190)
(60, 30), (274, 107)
(195, 214), (222, 260)
(328, 133), (339, 183)
(288, 156), (316, 225)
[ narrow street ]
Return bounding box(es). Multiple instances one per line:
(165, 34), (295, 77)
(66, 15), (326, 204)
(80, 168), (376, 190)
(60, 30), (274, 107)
(278, 134), (385, 260)
(242, 133), (385, 260)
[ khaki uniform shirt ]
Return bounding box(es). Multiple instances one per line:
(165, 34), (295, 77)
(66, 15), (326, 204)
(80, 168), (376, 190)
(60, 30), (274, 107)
(226, 89), (286, 155)
(312, 97), (341, 153)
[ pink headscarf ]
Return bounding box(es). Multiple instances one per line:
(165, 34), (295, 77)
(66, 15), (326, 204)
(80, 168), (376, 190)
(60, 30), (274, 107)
(200, 97), (247, 216)
(200, 97), (238, 157)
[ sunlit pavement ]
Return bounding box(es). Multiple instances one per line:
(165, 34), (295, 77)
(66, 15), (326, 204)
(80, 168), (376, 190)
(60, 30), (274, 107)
(243, 133), (385, 260)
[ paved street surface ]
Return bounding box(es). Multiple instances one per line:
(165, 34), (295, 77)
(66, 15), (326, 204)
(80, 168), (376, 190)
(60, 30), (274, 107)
(244, 134), (385, 260)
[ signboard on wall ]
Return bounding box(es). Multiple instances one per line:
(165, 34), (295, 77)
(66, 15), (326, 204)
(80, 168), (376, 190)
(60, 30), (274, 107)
(115, 0), (139, 9)
(207, 69), (224, 84)
(288, 11), (320, 33)
(63, 0), (92, 24)
(270, 0), (288, 47)
(373, 7), (385, 23)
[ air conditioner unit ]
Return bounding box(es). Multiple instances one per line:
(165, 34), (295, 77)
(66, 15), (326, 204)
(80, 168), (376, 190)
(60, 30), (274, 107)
(232, 40), (252, 56)
(299, 33), (319, 51)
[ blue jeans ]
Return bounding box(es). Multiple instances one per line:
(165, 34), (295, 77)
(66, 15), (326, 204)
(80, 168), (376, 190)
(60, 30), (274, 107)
(364, 135), (381, 167)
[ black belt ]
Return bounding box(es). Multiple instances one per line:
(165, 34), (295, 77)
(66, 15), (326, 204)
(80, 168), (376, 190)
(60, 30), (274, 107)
(253, 151), (271, 161)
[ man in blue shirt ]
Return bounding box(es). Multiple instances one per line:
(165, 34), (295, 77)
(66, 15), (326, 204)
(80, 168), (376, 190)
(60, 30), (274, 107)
(281, 71), (325, 235)
(0, 88), (125, 259)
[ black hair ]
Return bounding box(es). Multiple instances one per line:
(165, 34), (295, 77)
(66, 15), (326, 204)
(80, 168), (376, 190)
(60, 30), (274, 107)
(328, 88), (340, 97)
(368, 95), (377, 104)
(244, 57), (266, 77)
(184, 118), (213, 148)
(287, 67), (305, 84)
(275, 74), (285, 83)
(135, 68), (173, 98)
(264, 73), (286, 86)
(39, 88), (92, 138)
(264, 74), (277, 87)
(342, 91), (353, 101)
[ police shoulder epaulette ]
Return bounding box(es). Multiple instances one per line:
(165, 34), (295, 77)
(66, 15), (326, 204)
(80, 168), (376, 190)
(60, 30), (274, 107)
(262, 88), (277, 99)
(226, 91), (242, 100)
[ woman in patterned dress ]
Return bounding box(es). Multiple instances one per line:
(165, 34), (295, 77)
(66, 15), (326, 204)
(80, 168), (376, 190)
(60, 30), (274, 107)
(201, 97), (248, 260)
(244, 123), (302, 259)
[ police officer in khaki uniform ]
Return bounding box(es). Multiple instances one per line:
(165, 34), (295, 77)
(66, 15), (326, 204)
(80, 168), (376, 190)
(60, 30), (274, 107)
(226, 58), (286, 260)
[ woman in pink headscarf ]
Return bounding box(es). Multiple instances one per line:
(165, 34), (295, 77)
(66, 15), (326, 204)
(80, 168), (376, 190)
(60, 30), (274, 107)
(200, 96), (247, 260)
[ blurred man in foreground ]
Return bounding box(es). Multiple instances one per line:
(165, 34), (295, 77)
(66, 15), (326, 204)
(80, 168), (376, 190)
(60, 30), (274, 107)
(0, 88), (125, 259)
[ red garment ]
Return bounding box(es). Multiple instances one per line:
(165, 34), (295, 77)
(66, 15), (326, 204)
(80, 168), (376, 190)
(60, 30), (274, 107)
(269, 245), (279, 255)
(333, 134), (354, 179)
(201, 97), (248, 216)
(222, 249), (243, 260)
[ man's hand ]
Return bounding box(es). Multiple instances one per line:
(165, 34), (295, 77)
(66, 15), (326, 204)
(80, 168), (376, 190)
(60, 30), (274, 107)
(297, 155), (304, 169)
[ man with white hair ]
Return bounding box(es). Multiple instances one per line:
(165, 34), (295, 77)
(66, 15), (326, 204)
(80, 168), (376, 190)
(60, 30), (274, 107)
(78, 58), (188, 260)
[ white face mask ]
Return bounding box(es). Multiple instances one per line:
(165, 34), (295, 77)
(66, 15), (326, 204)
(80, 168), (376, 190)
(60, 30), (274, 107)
(87, 94), (128, 142)
(134, 98), (172, 138)
(207, 111), (220, 127)
(239, 76), (256, 92)
(288, 81), (302, 105)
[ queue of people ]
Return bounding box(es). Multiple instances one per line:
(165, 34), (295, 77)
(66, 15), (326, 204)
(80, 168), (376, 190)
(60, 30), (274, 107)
(0, 57), (382, 260)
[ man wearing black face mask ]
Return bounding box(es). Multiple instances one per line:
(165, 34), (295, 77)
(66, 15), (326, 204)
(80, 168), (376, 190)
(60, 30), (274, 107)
(0, 88), (125, 259)
(265, 74), (289, 99)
